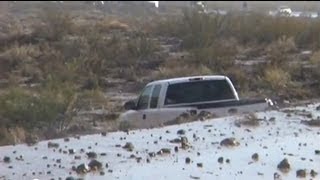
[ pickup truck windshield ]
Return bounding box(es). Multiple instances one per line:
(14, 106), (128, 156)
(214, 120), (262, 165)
(164, 79), (235, 105)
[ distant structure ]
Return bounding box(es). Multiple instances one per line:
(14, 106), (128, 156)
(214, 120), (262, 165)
(189, 1), (207, 13)
(242, 1), (248, 11)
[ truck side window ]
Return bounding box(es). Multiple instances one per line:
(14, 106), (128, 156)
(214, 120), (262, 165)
(150, 85), (161, 109)
(136, 85), (153, 110)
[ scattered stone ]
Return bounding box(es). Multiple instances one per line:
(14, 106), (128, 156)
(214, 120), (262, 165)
(174, 146), (179, 152)
(3, 156), (10, 163)
(105, 163), (109, 168)
(48, 142), (59, 148)
(100, 153), (107, 156)
(220, 138), (240, 147)
(310, 169), (318, 177)
(88, 160), (102, 171)
(252, 153), (259, 161)
(101, 132), (107, 136)
(226, 159), (230, 164)
(56, 159), (61, 163)
(66, 176), (76, 180)
(315, 150), (320, 155)
(136, 157), (142, 163)
(148, 152), (156, 157)
(277, 158), (290, 173)
(157, 148), (171, 155)
(169, 138), (181, 144)
(177, 129), (186, 135)
(76, 164), (90, 174)
(185, 157), (191, 164)
(269, 117), (276, 122)
(123, 142), (134, 151)
(74, 156), (81, 160)
(68, 149), (75, 154)
(296, 169), (306, 178)
(218, 157), (224, 164)
(100, 171), (105, 176)
(86, 152), (97, 159)
(197, 163), (203, 168)
(64, 138), (70, 142)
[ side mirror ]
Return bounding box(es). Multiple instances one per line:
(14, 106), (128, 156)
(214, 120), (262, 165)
(124, 100), (137, 110)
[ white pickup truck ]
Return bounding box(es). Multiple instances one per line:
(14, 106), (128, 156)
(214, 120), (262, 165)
(119, 75), (274, 129)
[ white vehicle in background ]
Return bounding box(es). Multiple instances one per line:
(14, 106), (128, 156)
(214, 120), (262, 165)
(277, 6), (292, 16)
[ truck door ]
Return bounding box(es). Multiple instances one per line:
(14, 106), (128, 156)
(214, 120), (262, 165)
(134, 84), (164, 128)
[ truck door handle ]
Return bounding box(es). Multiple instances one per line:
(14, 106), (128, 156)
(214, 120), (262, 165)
(143, 114), (146, 120)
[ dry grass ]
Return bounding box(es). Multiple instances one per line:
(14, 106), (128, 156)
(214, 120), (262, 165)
(264, 66), (291, 91)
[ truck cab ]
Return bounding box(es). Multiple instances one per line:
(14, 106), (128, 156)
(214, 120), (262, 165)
(119, 75), (271, 129)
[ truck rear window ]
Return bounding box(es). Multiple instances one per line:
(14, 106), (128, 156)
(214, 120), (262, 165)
(164, 80), (235, 105)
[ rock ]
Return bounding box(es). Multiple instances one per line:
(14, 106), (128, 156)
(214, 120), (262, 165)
(169, 138), (181, 144)
(174, 146), (179, 152)
(123, 142), (134, 151)
(185, 157), (191, 164)
(226, 159), (230, 163)
(220, 138), (240, 147)
(74, 156), (81, 160)
(177, 129), (186, 135)
(310, 169), (318, 177)
(197, 163), (203, 168)
(218, 157), (224, 164)
(157, 148), (171, 155)
(136, 157), (142, 163)
(317, 105), (320, 111)
(100, 153), (107, 156)
(86, 152), (97, 159)
(68, 149), (75, 154)
(88, 160), (102, 171)
(48, 142), (60, 148)
(56, 159), (61, 163)
(65, 177), (75, 180)
(64, 138), (70, 142)
(76, 163), (90, 174)
(148, 152), (156, 157)
(252, 153), (259, 161)
(296, 169), (306, 178)
(100, 171), (105, 176)
(3, 156), (10, 163)
(181, 137), (190, 149)
(101, 132), (107, 136)
(277, 158), (290, 173)
(315, 150), (320, 155)
(105, 163), (109, 168)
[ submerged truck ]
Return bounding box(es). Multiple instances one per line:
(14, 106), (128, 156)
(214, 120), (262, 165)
(119, 75), (274, 129)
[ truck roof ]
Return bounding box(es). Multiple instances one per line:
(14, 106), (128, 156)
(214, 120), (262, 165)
(147, 75), (228, 86)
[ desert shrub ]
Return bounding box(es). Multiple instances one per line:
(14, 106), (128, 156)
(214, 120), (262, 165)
(267, 36), (297, 66)
(1, 44), (42, 71)
(154, 64), (213, 79)
(0, 86), (74, 130)
(263, 66), (291, 92)
(33, 9), (74, 41)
